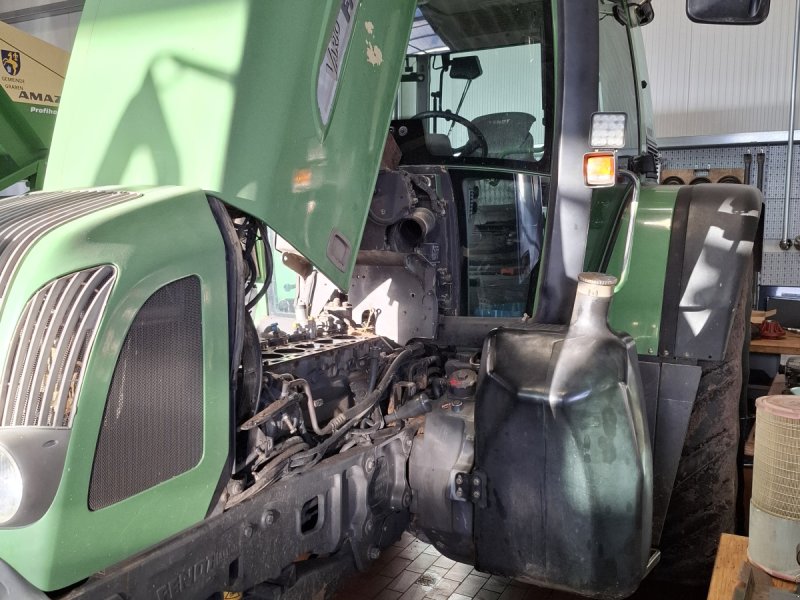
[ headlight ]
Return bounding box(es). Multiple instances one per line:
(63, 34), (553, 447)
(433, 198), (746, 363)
(0, 445), (22, 523)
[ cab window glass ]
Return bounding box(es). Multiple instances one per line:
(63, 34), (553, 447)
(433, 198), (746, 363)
(461, 173), (543, 317)
(598, 2), (639, 153)
(397, 2), (552, 171)
(440, 45), (546, 162)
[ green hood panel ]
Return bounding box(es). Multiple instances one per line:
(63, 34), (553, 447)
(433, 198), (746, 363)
(0, 186), (230, 591)
(44, 0), (417, 289)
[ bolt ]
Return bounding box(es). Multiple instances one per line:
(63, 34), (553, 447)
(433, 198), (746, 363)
(368, 546), (381, 560)
(472, 490), (480, 499)
(405, 437), (413, 449)
(243, 526), (253, 538)
(262, 510), (276, 526)
(402, 491), (412, 507)
(365, 457), (376, 472)
(456, 488), (463, 498)
(456, 474), (464, 485)
(364, 519), (374, 535)
(472, 477), (480, 487)
(281, 414), (297, 434)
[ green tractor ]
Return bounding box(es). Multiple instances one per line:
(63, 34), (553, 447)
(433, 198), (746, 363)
(0, 1), (766, 598)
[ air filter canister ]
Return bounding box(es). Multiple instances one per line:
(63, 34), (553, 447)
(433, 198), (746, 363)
(749, 395), (800, 581)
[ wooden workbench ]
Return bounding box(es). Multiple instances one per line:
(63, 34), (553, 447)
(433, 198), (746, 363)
(750, 331), (800, 355)
(707, 534), (796, 600)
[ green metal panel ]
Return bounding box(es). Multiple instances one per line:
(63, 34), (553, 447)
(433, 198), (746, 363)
(605, 184), (678, 356)
(44, 0), (417, 290)
(0, 85), (57, 190)
(584, 185), (629, 272)
(0, 187), (230, 591)
(0, 93), (51, 178)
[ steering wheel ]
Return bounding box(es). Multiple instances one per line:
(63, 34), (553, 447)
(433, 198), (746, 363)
(412, 110), (489, 157)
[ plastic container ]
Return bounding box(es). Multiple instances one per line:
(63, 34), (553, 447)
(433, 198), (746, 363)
(473, 273), (652, 598)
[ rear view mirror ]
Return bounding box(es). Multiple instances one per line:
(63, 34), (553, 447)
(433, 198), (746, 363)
(687, 0), (770, 25)
(449, 56), (482, 80)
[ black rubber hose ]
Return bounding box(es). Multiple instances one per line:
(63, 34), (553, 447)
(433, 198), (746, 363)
(207, 196), (245, 380)
(290, 344), (424, 472)
(322, 343), (422, 434)
(243, 221), (258, 294)
(756, 151), (765, 192)
(245, 221), (274, 311)
(367, 354), (379, 393)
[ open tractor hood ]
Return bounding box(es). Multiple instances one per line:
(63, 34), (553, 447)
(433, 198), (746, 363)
(44, 0), (416, 289)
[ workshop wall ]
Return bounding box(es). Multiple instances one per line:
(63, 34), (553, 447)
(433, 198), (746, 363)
(642, 2), (800, 138)
(14, 14), (80, 51)
(0, 1), (81, 50)
(661, 145), (800, 287)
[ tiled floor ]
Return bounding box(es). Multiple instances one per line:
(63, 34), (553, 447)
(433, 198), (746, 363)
(331, 533), (708, 600)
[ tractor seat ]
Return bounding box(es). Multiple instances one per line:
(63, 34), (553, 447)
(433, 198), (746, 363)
(471, 112), (536, 160)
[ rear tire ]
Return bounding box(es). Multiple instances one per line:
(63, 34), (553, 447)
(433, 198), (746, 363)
(655, 267), (751, 585)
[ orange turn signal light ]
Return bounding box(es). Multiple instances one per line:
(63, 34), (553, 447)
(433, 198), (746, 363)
(292, 168), (313, 192)
(584, 152), (616, 187)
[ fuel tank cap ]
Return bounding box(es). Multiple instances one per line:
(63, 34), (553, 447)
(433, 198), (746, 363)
(577, 272), (618, 298)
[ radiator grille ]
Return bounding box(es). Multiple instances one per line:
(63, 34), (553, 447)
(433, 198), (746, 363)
(0, 190), (139, 307)
(0, 266), (116, 427)
(89, 276), (203, 510)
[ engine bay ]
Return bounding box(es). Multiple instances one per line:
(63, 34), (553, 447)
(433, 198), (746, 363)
(216, 159), (491, 577)
(211, 148), (650, 599)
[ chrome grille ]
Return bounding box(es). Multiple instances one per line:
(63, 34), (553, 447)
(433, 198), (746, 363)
(0, 266), (116, 428)
(0, 190), (138, 305)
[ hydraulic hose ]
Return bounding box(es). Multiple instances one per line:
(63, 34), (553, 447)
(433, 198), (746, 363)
(288, 344), (423, 471)
(367, 351), (380, 393)
(246, 221), (274, 310)
(318, 343), (422, 436)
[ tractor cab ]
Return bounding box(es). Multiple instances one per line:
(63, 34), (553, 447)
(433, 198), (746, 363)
(294, 0), (651, 341)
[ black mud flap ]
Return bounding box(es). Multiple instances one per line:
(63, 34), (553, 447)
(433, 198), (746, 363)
(658, 183), (761, 362)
